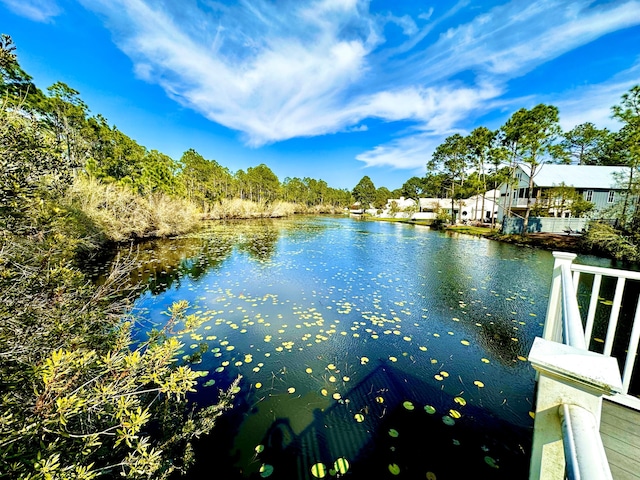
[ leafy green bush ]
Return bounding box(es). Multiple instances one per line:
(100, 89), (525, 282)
(580, 222), (639, 262)
(0, 239), (239, 479)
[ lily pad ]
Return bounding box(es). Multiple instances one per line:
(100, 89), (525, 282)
(484, 456), (499, 469)
(333, 458), (349, 475)
(311, 463), (327, 478)
(388, 463), (401, 475)
(442, 416), (455, 426)
(403, 401), (415, 411)
(259, 463), (274, 477)
(388, 428), (399, 438)
(424, 405), (436, 414)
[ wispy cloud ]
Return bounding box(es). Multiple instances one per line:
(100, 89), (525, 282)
(1, 0), (61, 22)
(77, 0), (640, 166)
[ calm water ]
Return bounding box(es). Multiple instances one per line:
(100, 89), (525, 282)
(108, 216), (616, 479)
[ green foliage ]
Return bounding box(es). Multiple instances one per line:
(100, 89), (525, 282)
(352, 176), (376, 211)
(580, 222), (639, 263)
(559, 122), (610, 165)
(0, 108), (72, 226)
(0, 232), (239, 478)
(531, 183), (594, 218)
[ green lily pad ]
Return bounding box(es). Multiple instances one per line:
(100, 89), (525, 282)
(311, 462), (327, 478)
(388, 428), (399, 438)
(333, 458), (349, 474)
(259, 463), (274, 477)
(403, 401), (415, 410)
(485, 456), (499, 469)
(424, 405), (436, 414)
(442, 415), (455, 426)
(388, 463), (401, 475)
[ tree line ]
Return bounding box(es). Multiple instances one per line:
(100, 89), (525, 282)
(352, 86), (640, 235)
(1, 34), (247, 480)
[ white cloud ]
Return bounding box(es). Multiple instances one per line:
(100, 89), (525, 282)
(404, 0), (640, 83)
(355, 133), (443, 170)
(77, 0), (640, 168)
(1, 0), (61, 22)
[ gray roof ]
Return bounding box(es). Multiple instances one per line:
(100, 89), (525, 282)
(520, 164), (629, 190)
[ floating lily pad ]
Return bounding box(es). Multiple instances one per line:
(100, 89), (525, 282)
(388, 463), (401, 475)
(255, 444), (265, 453)
(449, 409), (462, 419)
(442, 416), (455, 426)
(288, 387), (296, 394)
(311, 463), (327, 478)
(403, 401), (415, 411)
(474, 380), (485, 388)
(255, 383), (262, 389)
(333, 458), (349, 474)
(454, 397), (466, 406)
(259, 463), (274, 477)
(203, 379), (216, 387)
(388, 428), (399, 438)
(484, 456), (499, 469)
(424, 405), (436, 414)
(354, 413), (365, 422)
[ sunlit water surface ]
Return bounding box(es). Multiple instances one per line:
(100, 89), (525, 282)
(107, 216), (617, 479)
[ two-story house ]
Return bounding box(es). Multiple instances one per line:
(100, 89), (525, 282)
(498, 163), (631, 222)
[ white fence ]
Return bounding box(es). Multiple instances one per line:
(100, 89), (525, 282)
(528, 252), (627, 480)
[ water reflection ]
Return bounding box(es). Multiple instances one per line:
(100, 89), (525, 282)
(110, 216), (565, 479)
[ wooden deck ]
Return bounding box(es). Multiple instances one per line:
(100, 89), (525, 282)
(601, 399), (640, 480)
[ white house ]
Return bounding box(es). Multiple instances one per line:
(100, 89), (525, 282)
(498, 163), (631, 222)
(381, 191), (501, 223)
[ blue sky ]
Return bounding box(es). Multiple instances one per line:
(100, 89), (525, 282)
(2, 0), (640, 191)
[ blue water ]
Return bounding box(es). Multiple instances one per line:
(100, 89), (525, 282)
(123, 216), (589, 479)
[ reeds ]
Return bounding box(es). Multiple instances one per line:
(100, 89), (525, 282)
(67, 176), (202, 242)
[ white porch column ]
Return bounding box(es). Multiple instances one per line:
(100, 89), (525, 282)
(543, 252), (577, 343)
(528, 337), (622, 480)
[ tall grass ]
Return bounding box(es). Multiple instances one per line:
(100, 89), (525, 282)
(67, 176), (202, 242)
(206, 199), (296, 219)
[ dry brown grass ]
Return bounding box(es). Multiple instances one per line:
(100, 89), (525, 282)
(67, 176), (202, 242)
(205, 199), (296, 219)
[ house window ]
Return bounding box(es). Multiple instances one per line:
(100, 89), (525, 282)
(585, 190), (593, 202)
(608, 191), (615, 203)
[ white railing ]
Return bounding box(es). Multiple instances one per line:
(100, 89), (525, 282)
(528, 252), (624, 480)
(569, 262), (640, 408)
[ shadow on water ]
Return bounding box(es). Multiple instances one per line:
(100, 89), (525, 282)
(188, 362), (531, 480)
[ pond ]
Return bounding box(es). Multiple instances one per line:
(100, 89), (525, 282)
(103, 216), (614, 479)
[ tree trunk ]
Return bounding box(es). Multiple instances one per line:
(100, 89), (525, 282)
(522, 164), (537, 236)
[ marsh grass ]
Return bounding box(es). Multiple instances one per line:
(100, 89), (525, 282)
(67, 176), (202, 242)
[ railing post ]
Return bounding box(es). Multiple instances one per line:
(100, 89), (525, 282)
(528, 337), (622, 480)
(544, 252), (577, 343)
